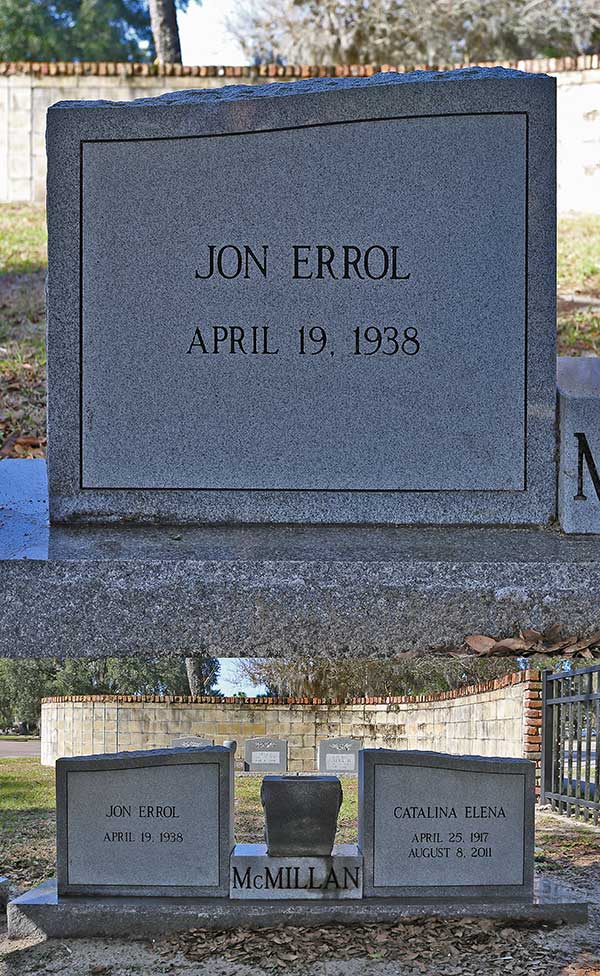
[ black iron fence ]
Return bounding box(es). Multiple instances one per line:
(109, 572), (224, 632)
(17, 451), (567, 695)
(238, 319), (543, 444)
(541, 664), (600, 822)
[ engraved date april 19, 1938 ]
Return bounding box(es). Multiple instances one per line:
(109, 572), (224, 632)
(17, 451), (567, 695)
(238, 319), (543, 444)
(186, 325), (421, 358)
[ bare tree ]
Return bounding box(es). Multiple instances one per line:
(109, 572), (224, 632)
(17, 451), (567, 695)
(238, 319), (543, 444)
(149, 0), (182, 63)
(184, 657), (220, 696)
(227, 0), (600, 67)
(236, 656), (538, 699)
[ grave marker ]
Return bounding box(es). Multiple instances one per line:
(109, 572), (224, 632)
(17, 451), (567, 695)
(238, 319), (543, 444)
(244, 737), (288, 773)
(46, 68), (555, 526)
(56, 747), (233, 897)
(318, 738), (361, 774)
(170, 735), (214, 748)
(359, 750), (534, 899)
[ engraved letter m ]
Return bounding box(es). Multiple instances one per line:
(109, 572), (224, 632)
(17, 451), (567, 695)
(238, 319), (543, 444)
(574, 433), (600, 501)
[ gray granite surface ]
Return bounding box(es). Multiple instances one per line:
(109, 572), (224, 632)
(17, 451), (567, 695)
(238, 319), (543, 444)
(244, 738), (288, 773)
(359, 750), (535, 899)
(52, 67), (541, 110)
(56, 747), (234, 897)
(171, 736), (214, 747)
(1, 459), (599, 657)
(8, 877), (587, 939)
(319, 738), (362, 774)
(46, 68), (556, 525)
(261, 776), (342, 856)
(230, 843), (362, 899)
(558, 356), (600, 534)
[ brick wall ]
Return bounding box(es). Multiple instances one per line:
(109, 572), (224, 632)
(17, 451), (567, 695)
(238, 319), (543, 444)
(0, 58), (598, 211)
(41, 670), (542, 790)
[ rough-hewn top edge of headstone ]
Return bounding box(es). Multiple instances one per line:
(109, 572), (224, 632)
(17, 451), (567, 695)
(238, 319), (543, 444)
(56, 745), (229, 765)
(48, 66), (549, 111)
(362, 748), (534, 767)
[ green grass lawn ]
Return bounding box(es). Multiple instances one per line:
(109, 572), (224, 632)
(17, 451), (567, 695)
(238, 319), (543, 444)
(0, 759), (55, 888)
(557, 213), (600, 357)
(0, 205), (599, 456)
(0, 759), (359, 890)
(0, 204), (46, 458)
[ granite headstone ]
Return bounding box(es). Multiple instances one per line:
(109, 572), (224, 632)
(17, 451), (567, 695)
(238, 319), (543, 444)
(171, 735), (214, 748)
(244, 737), (288, 773)
(46, 68), (555, 526)
(318, 738), (361, 774)
(56, 747), (233, 896)
(359, 749), (535, 899)
(558, 356), (600, 534)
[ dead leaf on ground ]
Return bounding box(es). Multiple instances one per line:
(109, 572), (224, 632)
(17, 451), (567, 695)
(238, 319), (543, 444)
(464, 635), (496, 654)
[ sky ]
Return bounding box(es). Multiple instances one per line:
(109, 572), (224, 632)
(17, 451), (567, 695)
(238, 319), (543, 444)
(217, 659), (268, 697)
(178, 0), (247, 66)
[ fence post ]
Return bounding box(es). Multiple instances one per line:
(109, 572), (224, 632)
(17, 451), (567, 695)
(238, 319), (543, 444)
(540, 669), (554, 802)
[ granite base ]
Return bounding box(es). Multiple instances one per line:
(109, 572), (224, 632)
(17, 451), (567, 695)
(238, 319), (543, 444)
(2, 459), (600, 657)
(7, 878), (587, 940)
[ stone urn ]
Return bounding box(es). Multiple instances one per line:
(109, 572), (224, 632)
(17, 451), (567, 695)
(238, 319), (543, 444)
(260, 775), (343, 856)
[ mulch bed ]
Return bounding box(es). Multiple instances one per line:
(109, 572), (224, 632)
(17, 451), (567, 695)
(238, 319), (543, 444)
(159, 917), (566, 975)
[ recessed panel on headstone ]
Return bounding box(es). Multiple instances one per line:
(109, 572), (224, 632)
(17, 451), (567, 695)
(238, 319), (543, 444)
(171, 735), (214, 748)
(56, 747), (233, 896)
(244, 737), (288, 773)
(46, 69), (556, 525)
(359, 750), (534, 899)
(318, 738), (361, 774)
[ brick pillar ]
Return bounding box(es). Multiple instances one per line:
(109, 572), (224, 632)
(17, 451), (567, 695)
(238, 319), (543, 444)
(522, 670), (543, 798)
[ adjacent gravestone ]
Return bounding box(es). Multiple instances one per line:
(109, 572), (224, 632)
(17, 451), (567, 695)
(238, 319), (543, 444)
(46, 68), (555, 526)
(359, 750), (534, 899)
(56, 747), (233, 896)
(171, 735), (214, 747)
(558, 356), (600, 534)
(318, 738), (361, 774)
(244, 738), (288, 773)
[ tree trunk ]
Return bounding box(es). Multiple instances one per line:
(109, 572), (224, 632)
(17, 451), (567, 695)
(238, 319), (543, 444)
(149, 0), (182, 63)
(185, 657), (217, 696)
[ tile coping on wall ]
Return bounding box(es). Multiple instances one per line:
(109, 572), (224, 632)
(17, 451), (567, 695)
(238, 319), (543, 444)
(0, 57), (598, 78)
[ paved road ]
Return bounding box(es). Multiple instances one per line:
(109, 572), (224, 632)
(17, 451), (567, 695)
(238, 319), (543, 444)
(0, 739), (40, 758)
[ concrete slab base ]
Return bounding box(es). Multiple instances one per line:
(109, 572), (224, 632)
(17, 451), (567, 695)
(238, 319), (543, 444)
(8, 878), (587, 940)
(2, 459), (600, 657)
